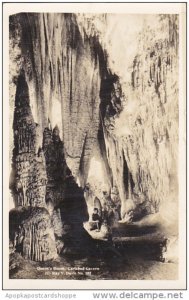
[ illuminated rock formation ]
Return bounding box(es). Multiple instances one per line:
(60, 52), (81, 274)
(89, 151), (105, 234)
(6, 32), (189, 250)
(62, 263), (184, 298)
(11, 72), (47, 208)
(9, 13), (179, 262)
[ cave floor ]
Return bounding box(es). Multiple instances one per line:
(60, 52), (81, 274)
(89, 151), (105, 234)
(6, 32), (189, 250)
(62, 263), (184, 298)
(9, 222), (178, 280)
(9, 252), (178, 280)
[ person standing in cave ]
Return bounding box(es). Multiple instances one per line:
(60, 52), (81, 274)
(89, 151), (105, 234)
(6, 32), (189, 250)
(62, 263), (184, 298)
(92, 208), (102, 232)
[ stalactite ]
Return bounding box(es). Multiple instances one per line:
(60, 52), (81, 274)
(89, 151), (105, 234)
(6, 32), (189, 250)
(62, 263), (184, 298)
(101, 15), (178, 218)
(9, 13), (179, 262)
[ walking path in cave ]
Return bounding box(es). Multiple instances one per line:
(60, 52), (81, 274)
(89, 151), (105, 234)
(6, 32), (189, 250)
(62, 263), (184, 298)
(10, 220), (178, 280)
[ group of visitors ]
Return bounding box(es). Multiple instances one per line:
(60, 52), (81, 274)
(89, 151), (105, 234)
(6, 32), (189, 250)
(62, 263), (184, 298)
(89, 189), (121, 235)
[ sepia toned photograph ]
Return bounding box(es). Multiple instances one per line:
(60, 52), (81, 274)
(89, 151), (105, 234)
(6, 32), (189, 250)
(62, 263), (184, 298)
(3, 2), (186, 290)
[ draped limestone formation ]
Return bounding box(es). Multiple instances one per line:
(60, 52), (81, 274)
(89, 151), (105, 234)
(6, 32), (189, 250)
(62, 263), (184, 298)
(9, 13), (178, 262)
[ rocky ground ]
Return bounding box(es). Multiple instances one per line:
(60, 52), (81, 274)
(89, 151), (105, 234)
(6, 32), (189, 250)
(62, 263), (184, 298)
(10, 218), (178, 280)
(9, 247), (178, 280)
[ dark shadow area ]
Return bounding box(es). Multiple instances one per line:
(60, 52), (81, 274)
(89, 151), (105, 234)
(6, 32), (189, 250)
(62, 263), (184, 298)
(112, 223), (159, 237)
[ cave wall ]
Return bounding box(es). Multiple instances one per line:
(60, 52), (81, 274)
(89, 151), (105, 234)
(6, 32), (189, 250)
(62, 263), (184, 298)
(101, 15), (179, 224)
(10, 69), (89, 261)
(9, 13), (106, 185)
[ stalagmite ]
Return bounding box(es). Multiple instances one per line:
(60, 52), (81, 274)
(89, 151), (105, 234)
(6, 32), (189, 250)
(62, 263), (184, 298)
(9, 13), (179, 264)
